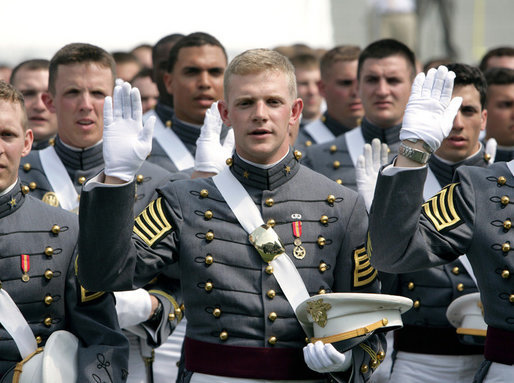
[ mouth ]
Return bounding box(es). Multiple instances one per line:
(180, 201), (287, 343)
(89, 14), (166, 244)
(194, 95), (215, 107)
(374, 101), (392, 109)
(349, 101), (363, 110)
(250, 128), (272, 137)
(76, 119), (95, 127)
(446, 135), (467, 146)
(29, 116), (47, 122)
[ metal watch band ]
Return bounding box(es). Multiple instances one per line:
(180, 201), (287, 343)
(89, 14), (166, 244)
(399, 143), (431, 164)
(405, 138), (434, 154)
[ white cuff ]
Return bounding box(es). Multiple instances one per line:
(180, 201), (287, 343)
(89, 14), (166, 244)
(115, 289), (152, 329)
(381, 163), (427, 176)
(82, 171), (133, 191)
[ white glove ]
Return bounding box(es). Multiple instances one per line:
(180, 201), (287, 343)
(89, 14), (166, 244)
(194, 101), (235, 174)
(485, 138), (497, 164)
(114, 289), (152, 329)
(103, 81), (155, 181)
(303, 341), (352, 373)
(356, 138), (389, 212)
(400, 66), (463, 152)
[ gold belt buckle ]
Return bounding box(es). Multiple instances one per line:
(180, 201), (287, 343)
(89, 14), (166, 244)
(249, 224), (285, 263)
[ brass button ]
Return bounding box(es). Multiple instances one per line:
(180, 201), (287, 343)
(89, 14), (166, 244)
(168, 313), (175, 321)
(305, 140), (312, 147)
(457, 283), (464, 292)
(502, 269), (510, 279)
(504, 220), (512, 230)
(294, 150), (302, 160)
(78, 176), (86, 185)
(29, 182), (37, 190)
(200, 189), (209, 198)
(408, 282), (415, 290)
(51, 225), (60, 234)
(267, 289), (276, 299)
(330, 145), (337, 153)
(382, 318), (389, 326)
(44, 317), (52, 327)
(136, 174), (144, 183)
(165, 120), (172, 127)
(360, 364), (369, 374)
(205, 255), (213, 265)
(327, 195), (335, 204)
(204, 210), (213, 220)
(213, 308), (221, 318)
(333, 160), (340, 169)
(219, 331), (228, 341)
(205, 282), (213, 292)
(44, 270), (53, 280)
(305, 337), (310, 344)
(319, 262), (328, 272)
(36, 336), (42, 344)
(452, 266), (460, 275)
(174, 307), (182, 316)
(320, 215), (329, 224)
(268, 336), (277, 345)
(317, 236), (326, 247)
(49, 137), (55, 146)
(377, 351), (386, 361)
(180, 304), (185, 311)
(44, 247), (54, 256)
(370, 359), (380, 369)
(509, 294), (514, 303)
(265, 265), (274, 274)
(225, 158), (233, 166)
(498, 176), (507, 185)
(23, 163), (31, 172)
(44, 295), (53, 305)
(266, 218), (276, 227)
(265, 198), (274, 207)
(501, 196), (510, 205)
(268, 312), (277, 321)
(205, 231), (214, 241)
(21, 185), (30, 194)
(484, 153), (492, 162)
(336, 179), (342, 185)
(502, 242), (511, 253)
(318, 289), (326, 294)
(413, 300), (420, 309)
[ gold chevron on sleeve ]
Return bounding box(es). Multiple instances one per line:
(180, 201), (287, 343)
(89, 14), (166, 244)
(353, 246), (377, 288)
(80, 286), (104, 303)
(422, 183), (461, 232)
(133, 197), (173, 247)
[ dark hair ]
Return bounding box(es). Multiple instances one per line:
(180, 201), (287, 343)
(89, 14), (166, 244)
(152, 33), (185, 70)
(358, 39), (416, 80)
(130, 67), (153, 83)
(289, 53), (319, 71)
(10, 59), (50, 85)
(166, 32), (227, 73)
(447, 63), (487, 109)
(112, 51), (141, 65)
(484, 67), (514, 87)
(49, 43), (115, 95)
(479, 46), (514, 71)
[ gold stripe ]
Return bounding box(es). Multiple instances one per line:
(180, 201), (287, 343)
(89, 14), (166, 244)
(155, 198), (171, 230)
(142, 203), (160, 233)
(311, 318), (388, 344)
(135, 216), (154, 239)
(456, 328), (487, 337)
(133, 198), (173, 247)
(353, 246), (377, 287)
(148, 201), (165, 229)
(423, 184), (461, 231)
(357, 266), (375, 277)
(80, 286), (105, 302)
(357, 259), (371, 269)
(148, 289), (183, 322)
(357, 269), (378, 286)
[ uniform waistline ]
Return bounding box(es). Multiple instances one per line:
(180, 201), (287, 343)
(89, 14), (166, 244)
(485, 326), (514, 365)
(184, 337), (323, 380)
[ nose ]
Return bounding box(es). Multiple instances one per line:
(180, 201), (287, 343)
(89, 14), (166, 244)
(79, 92), (93, 111)
(198, 71), (211, 90)
(252, 100), (268, 122)
(376, 78), (390, 97)
(33, 92), (47, 112)
(452, 110), (464, 130)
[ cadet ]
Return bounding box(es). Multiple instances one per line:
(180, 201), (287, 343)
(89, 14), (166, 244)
(304, 39), (415, 191)
(0, 80), (128, 381)
(368, 65), (514, 381)
(479, 46), (514, 72)
(77, 48), (386, 382)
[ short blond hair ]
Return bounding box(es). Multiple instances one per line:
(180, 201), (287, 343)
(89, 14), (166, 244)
(0, 80), (28, 131)
(224, 49), (297, 101)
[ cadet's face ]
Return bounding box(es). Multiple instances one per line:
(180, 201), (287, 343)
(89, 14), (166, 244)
(219, 71), (302, 164)
(436, 85), (486, 162)
(485, 56), (514, 71)
(295, 67), (322, 120)
(116, 62), (141, 82)
(320, 60), (363, 127)
(11, 68), (57, 142)
(165, 45), (226, 125)
(359, 55), (413, 128)
(485, 84), (514, 146)
(0, 101), (33, 192)
(44, 63), (113, 148)
(132, 76), (159, 114)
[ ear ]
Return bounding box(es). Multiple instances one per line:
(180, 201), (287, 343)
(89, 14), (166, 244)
(318, 80), (326, 98)
(42, 92), (56, 113)
(163, 72), (174, 95)
(480, 108), (487, 131)
(21, 129), (34, 157)
(218, 100), (231, 127)
(289, 98), (303, 127)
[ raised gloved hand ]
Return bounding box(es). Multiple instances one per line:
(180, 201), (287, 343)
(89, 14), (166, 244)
(356, 138), (389, 212)
(303, 341), (352, 373)
(485, 138), (497, 165)
(103, 81), (155, 181)
(194, 101), (235, 174)
(400, 66), (463, 153)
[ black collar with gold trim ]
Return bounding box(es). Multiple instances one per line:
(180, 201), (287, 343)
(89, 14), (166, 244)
(0, 181), (25, 219)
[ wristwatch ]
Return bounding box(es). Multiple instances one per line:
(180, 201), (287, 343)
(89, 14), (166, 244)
(399, 143), (431, 164)
(405, 138), (434, 154)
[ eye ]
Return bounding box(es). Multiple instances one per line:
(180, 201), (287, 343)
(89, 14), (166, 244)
(208, 68), (224, 77)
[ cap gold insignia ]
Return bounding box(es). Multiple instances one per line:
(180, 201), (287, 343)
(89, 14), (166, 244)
(42, 192), (60, 207)
(306, 299), (332, 328)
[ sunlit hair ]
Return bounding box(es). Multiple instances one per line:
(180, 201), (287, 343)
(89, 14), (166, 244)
(320, 45), (361, 79)
(0, 80), (28, 131)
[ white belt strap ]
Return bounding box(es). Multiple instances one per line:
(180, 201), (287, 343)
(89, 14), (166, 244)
(423, 168), (477, 285)
(39, 146), (79, 212)
(213, 167), (312, 336)
(304, 119), (335, 144)
(150, 111), (195, 171)
(0, 289), (37, 359)
(345, 127), (365, 167)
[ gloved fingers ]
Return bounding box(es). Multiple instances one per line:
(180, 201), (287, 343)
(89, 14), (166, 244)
(140, 115), (155, 145)
(409, 72), (425, 102)
(112, 85), (123, 119)
(313, 340), (331, 370)
(421, 68), (437, 98)
(303, 343), (323, 371)
(381, 143), (389, 166)
(115, 78), (124, 87)
(324, 343), (347, 365)
(121, 82), (132, 120)
(356, 154), (366, 180)
(363, 143), (373, 176)
(200, 102), (223, 139)
(222, 129), (235, 152)
(442, 96), (463, 137)
(485, 138), (497, 164)
(430, 65), (449, 101)
(131, 87), (143, 123)
(103, 96), (114, 127)
(371, 138), (381, 172)
(441, 70), (456, 107)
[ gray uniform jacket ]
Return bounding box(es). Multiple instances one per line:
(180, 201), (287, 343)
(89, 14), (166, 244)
(77, 150), (386, 382)
(368, 161), (514, 366)
(0, 181), (128, 381)
(296, 112), (354, 149)
(303, 118), (401, 191)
